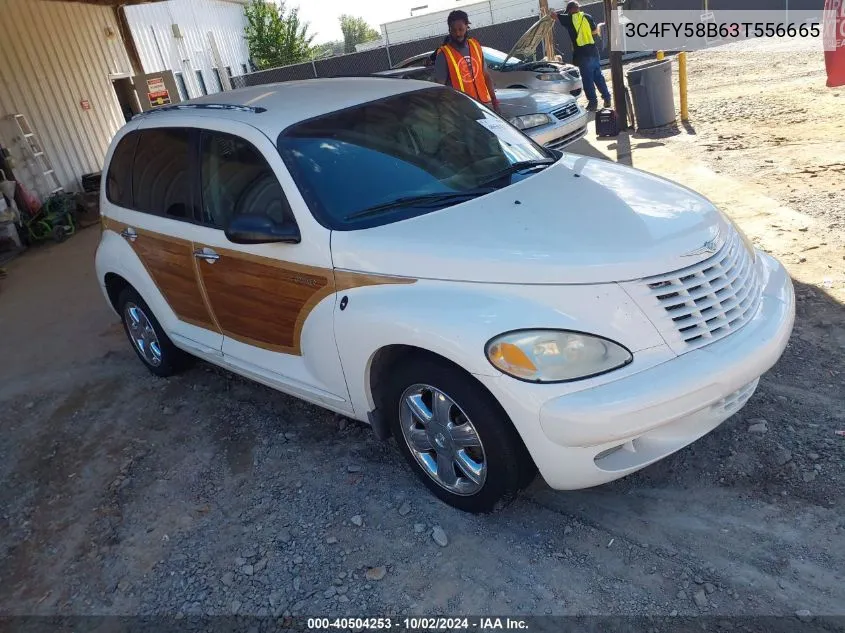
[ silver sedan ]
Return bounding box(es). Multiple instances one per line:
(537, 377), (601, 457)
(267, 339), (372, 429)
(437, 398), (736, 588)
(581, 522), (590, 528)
(371, 67), (588, 152)
(393, 15), (583, 97)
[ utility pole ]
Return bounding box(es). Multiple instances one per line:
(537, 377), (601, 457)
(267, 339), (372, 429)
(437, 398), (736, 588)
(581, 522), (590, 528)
(603, 0), (630, 128)
(538, 0), (556, 59)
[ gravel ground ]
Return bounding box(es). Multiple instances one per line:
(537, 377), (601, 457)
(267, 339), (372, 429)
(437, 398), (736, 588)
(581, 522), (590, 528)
(632, 39), (845, 236)
(1, 37), (843, 621)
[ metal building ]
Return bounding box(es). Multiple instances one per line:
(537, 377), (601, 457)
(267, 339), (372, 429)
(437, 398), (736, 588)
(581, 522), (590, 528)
(0, 0), (249, 202)
(124, 0), (250, 102)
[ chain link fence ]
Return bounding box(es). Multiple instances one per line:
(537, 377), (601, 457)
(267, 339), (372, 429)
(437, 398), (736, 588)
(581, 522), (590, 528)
(229, 0), (821, 90)
(230, 4), (611, 90)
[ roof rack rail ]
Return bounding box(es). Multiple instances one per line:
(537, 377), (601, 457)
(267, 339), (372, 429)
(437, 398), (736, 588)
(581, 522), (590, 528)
(138, 103), (267, 116)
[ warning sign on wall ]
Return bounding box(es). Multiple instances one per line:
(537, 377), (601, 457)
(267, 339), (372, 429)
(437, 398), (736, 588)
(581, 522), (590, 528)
(146, 77), (166, 93)
(146, 77), (172, 107)
(148, 90), (172, 107)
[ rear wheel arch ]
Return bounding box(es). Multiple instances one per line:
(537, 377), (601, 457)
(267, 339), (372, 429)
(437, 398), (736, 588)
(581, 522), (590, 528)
(104, 272), (132, 313)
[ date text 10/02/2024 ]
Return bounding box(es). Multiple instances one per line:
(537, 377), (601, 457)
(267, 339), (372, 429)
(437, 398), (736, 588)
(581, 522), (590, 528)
(306, 617), (529, 630)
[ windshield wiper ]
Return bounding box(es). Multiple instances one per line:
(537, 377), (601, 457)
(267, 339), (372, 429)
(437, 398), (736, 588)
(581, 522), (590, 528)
(344, 189), (494, 221)
(477, 159), (555, 187)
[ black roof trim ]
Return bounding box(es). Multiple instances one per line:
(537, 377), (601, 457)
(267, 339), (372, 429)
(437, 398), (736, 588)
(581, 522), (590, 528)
(138, 103), (267, 116)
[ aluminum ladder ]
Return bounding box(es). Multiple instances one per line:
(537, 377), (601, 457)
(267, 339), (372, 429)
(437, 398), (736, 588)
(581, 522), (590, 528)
(10, 114), (63, 195)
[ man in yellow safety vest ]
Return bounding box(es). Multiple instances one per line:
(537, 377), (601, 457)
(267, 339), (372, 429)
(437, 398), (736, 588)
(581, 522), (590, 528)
(556, 1), (611, 111)
(433, 10), (500, 112)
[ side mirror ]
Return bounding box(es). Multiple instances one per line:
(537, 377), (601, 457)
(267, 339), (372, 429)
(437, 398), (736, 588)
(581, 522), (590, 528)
(225, 214), (301, 245)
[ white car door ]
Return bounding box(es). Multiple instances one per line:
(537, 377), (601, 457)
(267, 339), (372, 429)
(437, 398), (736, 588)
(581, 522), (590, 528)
(103, 122), (224, 357)
(187, 120), (353, 414)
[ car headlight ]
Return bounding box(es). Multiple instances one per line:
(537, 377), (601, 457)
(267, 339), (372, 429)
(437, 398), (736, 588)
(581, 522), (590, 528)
(508, 113), (554, 130)
(485, 330), (633, 383)
(536, 73), (564, 81)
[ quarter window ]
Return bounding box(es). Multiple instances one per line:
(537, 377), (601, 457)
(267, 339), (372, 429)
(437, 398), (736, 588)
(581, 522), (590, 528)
(200, 131), (293, 230)
(106, 131), (139, 208)
(131, 128), (193, 219)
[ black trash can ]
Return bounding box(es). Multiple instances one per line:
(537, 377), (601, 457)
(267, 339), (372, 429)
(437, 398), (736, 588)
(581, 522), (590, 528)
(626, 59), (675, 129)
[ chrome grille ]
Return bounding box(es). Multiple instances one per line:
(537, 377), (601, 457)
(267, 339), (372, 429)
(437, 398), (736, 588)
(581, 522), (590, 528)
(551, 103), (579, 120)
(623, 229), (763, 354)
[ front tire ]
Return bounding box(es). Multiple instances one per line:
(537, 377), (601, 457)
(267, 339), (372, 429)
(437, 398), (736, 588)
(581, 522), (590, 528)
(385, 355), (535, 513)
(117, 287), (190, 377)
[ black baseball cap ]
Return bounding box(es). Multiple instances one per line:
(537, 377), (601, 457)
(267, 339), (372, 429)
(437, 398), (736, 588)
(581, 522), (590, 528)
(566, 1), (581, 11)
(447, 10), (470, 26)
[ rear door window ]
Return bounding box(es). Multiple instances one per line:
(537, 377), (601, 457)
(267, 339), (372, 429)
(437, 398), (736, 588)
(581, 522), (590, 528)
(131, 128), (194, 220)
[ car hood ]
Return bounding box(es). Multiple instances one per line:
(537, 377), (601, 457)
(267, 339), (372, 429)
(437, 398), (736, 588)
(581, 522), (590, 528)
(504, 14), (556, 64)
(331, 155), (731, 285)
(495, 89), (576, 115)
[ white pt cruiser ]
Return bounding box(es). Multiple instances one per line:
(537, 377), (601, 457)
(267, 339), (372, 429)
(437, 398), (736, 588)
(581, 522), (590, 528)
(96, 79), (795, 513)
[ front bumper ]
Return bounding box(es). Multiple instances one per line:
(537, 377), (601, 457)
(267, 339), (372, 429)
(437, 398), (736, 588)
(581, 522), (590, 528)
(529, 110), (590, 151)
(483, 252), (795, 490)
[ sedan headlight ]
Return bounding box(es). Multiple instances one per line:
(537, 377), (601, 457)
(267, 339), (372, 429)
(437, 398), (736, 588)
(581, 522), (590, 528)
(508, 113), (554, 130)
(485, 330), (633, 383)
(536, 73), (564, 81)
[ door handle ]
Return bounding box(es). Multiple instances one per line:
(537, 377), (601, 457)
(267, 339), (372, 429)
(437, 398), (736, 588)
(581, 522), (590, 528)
(120, 227), (138, 242)
(193, 247), (220, 264)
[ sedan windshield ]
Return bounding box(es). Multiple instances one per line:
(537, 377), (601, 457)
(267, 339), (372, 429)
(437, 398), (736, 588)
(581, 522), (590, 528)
(278, 87), (554, 230)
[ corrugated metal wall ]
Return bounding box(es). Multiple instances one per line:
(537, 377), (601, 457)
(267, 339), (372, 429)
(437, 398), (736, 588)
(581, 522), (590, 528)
(125, 0), (251, 100)
(0, 0), (132, 197)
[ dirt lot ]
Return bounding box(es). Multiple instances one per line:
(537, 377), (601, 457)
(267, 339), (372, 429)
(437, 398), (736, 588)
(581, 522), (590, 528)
(1, 38), (843, 621)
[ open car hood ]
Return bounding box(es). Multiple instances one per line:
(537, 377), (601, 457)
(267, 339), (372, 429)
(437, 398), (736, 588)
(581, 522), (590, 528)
(503, 14), (556, 65)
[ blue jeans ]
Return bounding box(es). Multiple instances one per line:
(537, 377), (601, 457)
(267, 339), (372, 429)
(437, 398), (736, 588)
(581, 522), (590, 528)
(577, 56), (611, 104)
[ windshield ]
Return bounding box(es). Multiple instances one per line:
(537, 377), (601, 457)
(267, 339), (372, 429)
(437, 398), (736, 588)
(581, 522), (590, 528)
(484, 47), (522, 67)
(278, 87), (553, 230)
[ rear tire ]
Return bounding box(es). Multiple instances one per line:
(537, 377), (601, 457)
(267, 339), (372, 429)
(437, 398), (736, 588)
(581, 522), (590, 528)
(117, 287), (191, 377)
(384, 354), (535, 513)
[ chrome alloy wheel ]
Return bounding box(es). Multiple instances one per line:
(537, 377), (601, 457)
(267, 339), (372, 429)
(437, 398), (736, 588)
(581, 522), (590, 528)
(398, 384), (487, 495)
(124, 302), (162, 367)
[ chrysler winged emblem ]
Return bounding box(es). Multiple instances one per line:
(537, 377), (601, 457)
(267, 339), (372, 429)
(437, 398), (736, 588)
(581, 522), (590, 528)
(682, 228), (722, 257)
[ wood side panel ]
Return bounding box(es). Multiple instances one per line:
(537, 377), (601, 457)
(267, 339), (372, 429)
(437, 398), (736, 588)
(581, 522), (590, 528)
(333, 270), (417, 292)
(103, 218), (219, 332)
(102, 219), (420, 356)
(196, 245), (335, 355)
(131, 233), (219, 331)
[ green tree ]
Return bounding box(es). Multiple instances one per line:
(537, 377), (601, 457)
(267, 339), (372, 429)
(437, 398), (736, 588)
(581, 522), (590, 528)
(244, 0), (316, 69)
(312, 40), (345, 59)
(339, 15), (380, 54)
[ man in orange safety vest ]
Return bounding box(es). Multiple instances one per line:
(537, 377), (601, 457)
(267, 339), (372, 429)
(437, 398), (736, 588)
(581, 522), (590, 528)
(433, 10), (500, 112)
